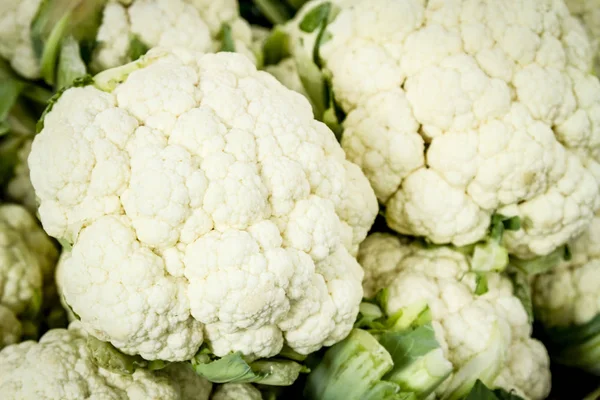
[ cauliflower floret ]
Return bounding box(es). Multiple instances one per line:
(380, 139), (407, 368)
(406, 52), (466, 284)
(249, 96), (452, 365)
(211, 383), (262, 400)
(287, 0), (600, 259)
(0, 322), (212, 399)
(565, 0), (600, 73)
(358, 233), (551, 399)
(0, 204), (58, 349)
(6, 140), (37, 214)
(0, 0), (42, 78)
(533, 214), (600, 374)
(29, 49), (378, 362)
(93, 0), (256, 71)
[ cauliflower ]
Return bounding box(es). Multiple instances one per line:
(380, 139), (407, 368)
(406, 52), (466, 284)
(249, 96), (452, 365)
(0, 321), (213, 399)
(0, 204), (59, 348)
(265, 58), (310, 98)
(533, 213), (600, 374)
(566, 0), (600, 73)
(211, 383), (262, 400)
(282, 0), (600, 259)
(357, 233), (551, 399)
(0, 0), (42, 79)
(28, 48), (378, 363)
(92, 0), (256, 71)
(6, 140), (37, 213)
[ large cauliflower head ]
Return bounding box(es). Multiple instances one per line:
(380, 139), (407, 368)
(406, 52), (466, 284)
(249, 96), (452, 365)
(0, 322), (212, 399)
(0, 204), (58, 348)
(92, 0), (255, 71)
(565, 0), (600, 73)
(29, 48), (378, 362)
(286, 0), (600, 259)
(0, 0), (42, 79)
(358, 233), (551, 399)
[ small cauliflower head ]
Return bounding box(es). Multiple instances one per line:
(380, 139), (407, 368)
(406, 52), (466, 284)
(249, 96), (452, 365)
(0, 0), (42, 78)
(566, 0), (600, 73)
(286, 0), (600, 259)
(0, 204), (58, 348)
(211, 383), (262, 400)
(0, 321), (212, 399)
(358, 233), (551, 399)
(533, 213), (600, 374)
(92, 0), (255, 71)
(6, 139), (37, 214)
(29, 49), (378, 362)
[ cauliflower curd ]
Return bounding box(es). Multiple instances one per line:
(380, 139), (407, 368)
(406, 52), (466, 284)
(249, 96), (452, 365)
(358, 233), (552, 399)
(28, 49), (378, 362)
(286, 0), (600, 259)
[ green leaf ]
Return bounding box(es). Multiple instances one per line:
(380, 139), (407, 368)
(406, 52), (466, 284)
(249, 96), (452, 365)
(463, 380), (499, 400)
(492, 388), (526, 400)
(304, 329), (395, 400)
(506, 269), (533, 323)
(474, 274), (489, 295)
(380, 324), (452, 397)
(253, 0), (295, 25)
(510, 246), (568, 276)
(299, 2), (331, 33)
(191, 351), (304, 386)
(220, 24), (236, 53)
(584, 386), (600, 400)
(56, 35), (87, 90)
(278, 345), (308, 362)
(87, 336), (159, 375)
(0, 137), (24, 187)
(263, 28), (291, 66)
(128, 35), (149, 61)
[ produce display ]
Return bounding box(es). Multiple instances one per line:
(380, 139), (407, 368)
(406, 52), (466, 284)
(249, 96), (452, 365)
(0, 0), (599, 399)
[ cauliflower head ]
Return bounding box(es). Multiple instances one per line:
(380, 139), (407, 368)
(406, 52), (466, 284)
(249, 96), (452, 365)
(0, 0), (42, 78)
(211, 383), (263, 400)
(285, 0), (600, 259)
(0, 204), (58, 348)
(533, 213), (600, 374)
(6, 139), (37, 214)
(28, 48), (378, 362)
(358, 233), (551, 399)
(566, 0), (600, 74)
(92, 0), (255, 71)
(0, 321), (212, 399)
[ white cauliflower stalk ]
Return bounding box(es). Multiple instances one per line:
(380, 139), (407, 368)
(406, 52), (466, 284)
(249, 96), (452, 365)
(284, 0), (600, 259)
(0, 0), (42, 78)
(0, 321), (213, 399)
(0, 204), (59, 348)
(533, 213), (600, 374)
(92, 0), (256, 71)
(358, 233), (552, 399)
(566, 0), (600, 74)
(28, 48), (378, 363)
(211, 383), (263, 400)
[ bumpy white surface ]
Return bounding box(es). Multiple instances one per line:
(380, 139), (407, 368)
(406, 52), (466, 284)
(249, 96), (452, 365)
(0, 204), (58, 348)
(0, 322), (212, 399)
(29, 49), (377, 362)
(358, 233), (551, 400)
(566, 0), (600, 72)
(6, 140), (38, 213)
(211, 383), (263, 400)
(93, 0), (254, 71)
(533, 214), (600, 327)
(0, 0), (42, 78)
(288, 0), (600, 258)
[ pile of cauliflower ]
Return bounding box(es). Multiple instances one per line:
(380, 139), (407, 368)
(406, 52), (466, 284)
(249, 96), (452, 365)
(0, 0), (599, 399)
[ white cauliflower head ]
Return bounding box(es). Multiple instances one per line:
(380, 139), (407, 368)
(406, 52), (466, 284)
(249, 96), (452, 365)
(92, 0), (255, 71)
(0, 0), (42, 78)
(0, 204), (58, 348)
(29, 48), (378, 362)
(211, 383), (263, 400)
(358, 233), (551, 399)
(565, 0), (600, 73)
(532, 213), (600, 374)
(0, 321), (213, 399)
(285, 0), (600, 259)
